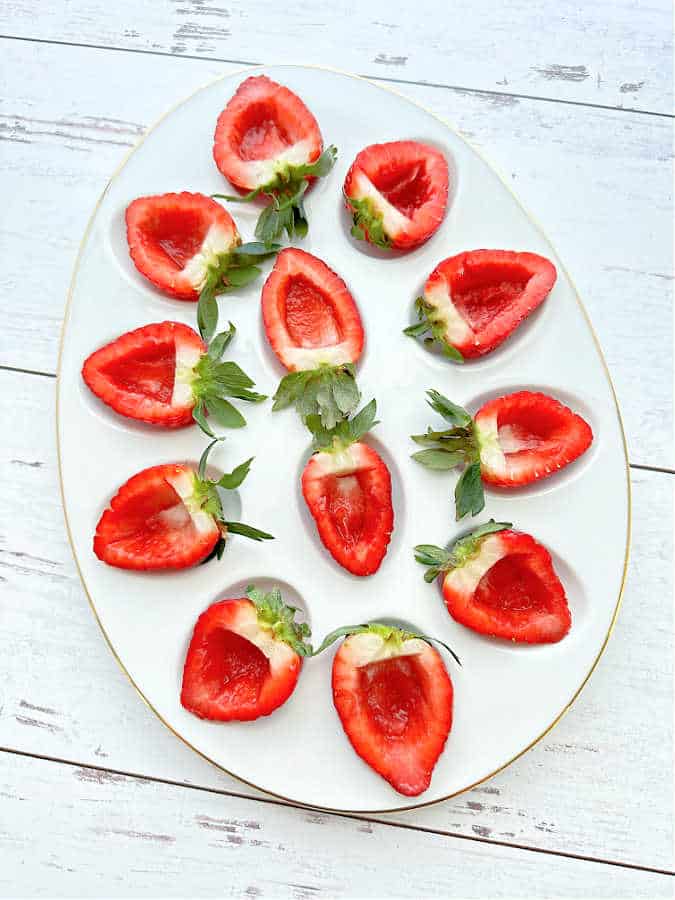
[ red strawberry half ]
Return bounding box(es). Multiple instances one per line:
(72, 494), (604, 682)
(344, 141), (449, 250)
(302, 401), (393, 576)
(82, 321), (264, 430)
(415, 520), (571, 643)
(125, 192), (278, 304)
(213, 75), (336, 243)
(318, 623), (454, 796)
(263, 248), (364, 428)
(181, 585), (311, 722)
(405, 250), (557, 360)
(94, 446), (272, 571)
(412, 389), (593, 519)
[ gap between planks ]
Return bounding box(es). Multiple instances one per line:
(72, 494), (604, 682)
(2, 365), (673, 474)
(1, 745), (672, 878)
(0, 32), (672, 120)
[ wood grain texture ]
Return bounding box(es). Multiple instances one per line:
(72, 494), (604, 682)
(0, 40), (671, 466)
(1, 368), (672, 870)
(2, 753), (671, 899)
(0, 0), (672, 114)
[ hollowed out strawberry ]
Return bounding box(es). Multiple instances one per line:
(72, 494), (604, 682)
(181, 585), (311, 722)
(344, 141), (449, 250)
(94, 446), (272, 571)
(126, 193), (241, 300)
(415, 521), (571, 643)
(301, 402), (394, 576)
(405, 250), (557, 360)
(411, 390), (593, 519)
(263, 248), (365, 428)
(82, 321), (265, 430)
(315, 623), (455, 796)
(213, 76), (336, 243)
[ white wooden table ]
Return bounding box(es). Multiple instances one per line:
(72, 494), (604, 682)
(1, 3), (672, 897)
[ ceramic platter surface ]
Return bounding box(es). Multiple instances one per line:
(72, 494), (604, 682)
(58, 65), (630, 812)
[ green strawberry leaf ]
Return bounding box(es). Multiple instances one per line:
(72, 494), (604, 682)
(331, 368), (361, 415)
(454, 461), (485, 520)
(426, 390), (473, 427)
(212, 187), (263, 204)
(224, 265), (262, 289)
(411, 449), (465, 470)
(205, 396), (246, 429)
(224, 521), (274, 541)
(197, 288), (219, 343)
(403, 320), (432, 337)
(272, 371), (311, 410)
(198, 438), (222, 480)
(208, 322), (236, 361)
(192, 403), (217, 438)
(233, 241), (282, 257)
(246, 584), (312, 656)
(218, 457), (253, 490)
(348, 398), (378, 443)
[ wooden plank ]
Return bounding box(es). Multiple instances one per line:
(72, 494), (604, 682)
(1, 752), (672, 898)
(0, 368), (672, 870)
(0, 39), (671, 465)
(0, 0), (672, 114)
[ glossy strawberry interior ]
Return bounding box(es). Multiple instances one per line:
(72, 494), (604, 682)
(450, 262), (531, 330)
(105, 479), (196, 559)
(475, 554), (550, 615)
(325, 474), (369, 545)
(496, 401), (565, 456)
(282, 275), (342, 348)
(100, 340), (175, 402)
(199, 628), (271, 705)
(371, 160), (432, 217)
(359, 656), (428, 738)
(233, 101), (292, 161)
(140, 207), (210, 270)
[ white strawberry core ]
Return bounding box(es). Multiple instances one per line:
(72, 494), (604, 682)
(229, 603), (297, 673)
(283, 344), (354, 371)
(310, 443), (364, 477)
(344, 632), (428, 667)
(475, 413), (507, 477)
(424, 279), (473, 347)
(171, 340), (203, 408)
(351, 169), (410, 234)
(182, 224), (238, 291)
(164, 470), (218, 536)
(242, 138), (315, 188)
(444, 533), (509, 596)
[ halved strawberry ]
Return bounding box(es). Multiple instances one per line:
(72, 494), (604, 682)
(344, 141), (449, 250)
(415, 520), (571, 643)
(405, 250), (557, 360)
(82, 321), (265, 430)
(181, 585), (311, 722)
(262, 248), (364, 427)
(302, 401), (393, 576)
(125, 192), (276, 303)
(412, 390), (593, 519)
(213, 75), (336, 243)
(94, 444), (272, 571)
(315, 623), (454, 796)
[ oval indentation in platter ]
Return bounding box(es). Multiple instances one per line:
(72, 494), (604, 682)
(465, 383), (599, 499)
(295, 434), (404, 579)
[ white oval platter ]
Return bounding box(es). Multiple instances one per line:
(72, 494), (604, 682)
(58, 65), (630, 812)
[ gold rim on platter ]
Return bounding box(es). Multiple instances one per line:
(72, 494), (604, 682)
(56, 63), (632, 815)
